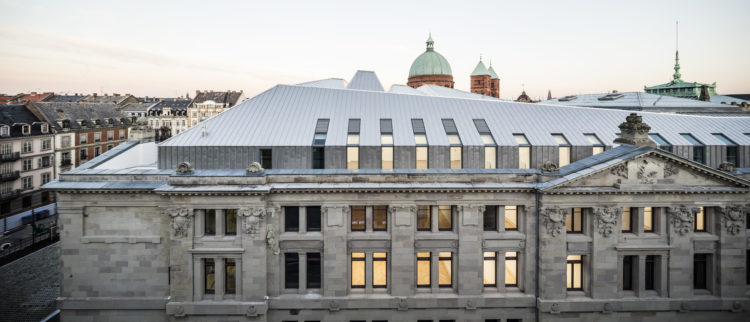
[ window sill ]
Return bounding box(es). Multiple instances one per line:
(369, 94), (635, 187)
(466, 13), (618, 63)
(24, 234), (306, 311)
(415, 232), (458, 240)
(693, 289), (713, 296)
(566, 234), (592, 242)
(482, 231), (525, 240)
(692, 233), (718, 241)
(565, 291), (588, 298)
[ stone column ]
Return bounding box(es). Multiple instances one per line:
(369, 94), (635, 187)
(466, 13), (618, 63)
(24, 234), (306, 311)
(214, 257), (225, 300)
(390, 205), (416, 297)
(539, 206), (567, 300)
(667, 205), (699, 298)
(240, 206), (270, 301)
(322, 206), (348, 297)
(715, 205), (748, 297)
(457, 205), (483, 295)
(590, 206), (621, 298)
(166, 207), (194, 302)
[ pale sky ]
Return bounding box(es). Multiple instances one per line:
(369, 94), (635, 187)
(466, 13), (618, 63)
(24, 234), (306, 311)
(1, 0), (749, 100)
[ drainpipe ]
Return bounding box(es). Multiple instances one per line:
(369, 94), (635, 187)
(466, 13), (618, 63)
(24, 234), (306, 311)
(535, 189), (541, 322)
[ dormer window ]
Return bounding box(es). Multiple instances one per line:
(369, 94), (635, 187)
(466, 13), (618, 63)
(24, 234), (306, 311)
(22, 124), (31, 135)
(107, 118), (113, 125)
(584, 134), (605, 155)
(0, 126), (9, 136)
(41, 123), (49, 133)
(62, 120), (70, 129)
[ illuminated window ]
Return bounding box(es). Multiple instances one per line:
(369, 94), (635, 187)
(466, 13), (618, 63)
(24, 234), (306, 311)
(351, 252), (365, 288)
(514, 134), (530, 169)
(552, 134), (571, 167)
(438, 205), (453, 231)
(381, 146), (393, 170)
(694, 206), (706, 232)
(381, 134), (393, 144)
(483, 252), (496, 286)
(484, 146), (497, 169)
(204, 258), (215, 294)
(414, 134), (428, 145)
(566, 255), (583, 290)
(417, 205), (431, 231)
(505, 252), (518, 287)
(643, 207), (654, 232)
(225, 259), (236, 294)
(621, 207), (632, 232)
(225, 209), (237, 235)
(347, 146), (359, 170)
(373, 252), (387, 288)
(475, 120), (498, 169)
(417, 252), (431, 287)
(438, 252), (452, 287)
(566, 208), (583, 233)
(413, 119), (428, 169)
(351, 206), (366, 231)
(416, 146), (428, 169)
(373, 206), (388, 231)
(449, 146), (462, 169)
(505, 206), (518, 231)
(585, 134), (604, 155)
(205, 209), (216, 235)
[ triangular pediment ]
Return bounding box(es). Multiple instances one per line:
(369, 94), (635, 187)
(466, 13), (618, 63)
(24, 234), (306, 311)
(543, 149), (750, 192)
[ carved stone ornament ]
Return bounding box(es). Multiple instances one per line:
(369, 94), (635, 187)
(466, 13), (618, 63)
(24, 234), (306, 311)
(166, 207), (193, 238)
(328, 300), (340, 312)
(397, 297), (408, 311)
(246, 305), (257, 317)
(613, 113), (656, 147)
(246, 161), (264, 174)
(668, 206), (699, 236)
(176, 161), (194, 174)
(610, 162), (628, 179)
(265, 224), (280, 255)
(541, 161), (559, 172)
(602, 302), (613, 314)
(594, 207), (622, 237)
(636, 159), (658, 184)
(173, 305), (186, 317)
(239, 207), (266, 235)
(718, 205), (745, 236)
(541, 207), (566, 237)
(465, 300), (476, 310)
(664, 162), (679, 178)
(550, 303), (561, 314)
(718, 162), (736, 172)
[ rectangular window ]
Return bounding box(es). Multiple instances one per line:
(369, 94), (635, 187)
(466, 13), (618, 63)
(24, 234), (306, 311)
(23, 140), (33, 153)
(373, 252), (387, 288)
(312, 147), (325, 169)
(713, 134), (738, 166)
(285, 206), (300, 232)
(22, 176), (33, 190)
(505, 251), (518, 287)
(417, 252), (431, 287)
(483, 206), (498, 231)
(413, 119), (428, 169)
(643, 207), (654, 232)
(107, 130), (114, 141)
(514, 134), (530, 169)
(94, 132), (101, 142)
(347, 146), (359, 170)
(373, 205), (388, 231)
(449, 146), (462, 169)
(346, 123), (360, 170)
(438, 252), (452, 287)
(312, 119), (329, 145)
(260, 149), (272, 169)
(693, 254), (708, 290)
(483, 252), (496, 286)
(204, 209), (216, 235)
(622, 207), (632, 232)
(681, 134), (705, 164)
(94, 146), (101, 157)
(417, 205), (431, 231)
(484, 146), (496, 169)
(381, 146), (393, 170)
(306, 206), (321, 232)
(225, 209), (237, 235)
(345, 247), (366, 282)
(225, 259), (236, 294)
(42, 139), (51, 151)
(552, 134), (571, 167)
(23, 159), (32, 171)
(566, 208), (583, 233)
(204, 259), (215, 294)
(381, 120), (394, 169)
(746, 250), (749, 285)
(694, 206), (705, 232)
(416, 146), (428, 169)
(307, 253), (321, 289)
(585, 134), (604, 155)
(79, 134), (87, 144)
(351, 206), (366, 231)
(438, 205), (453, 231)
(567, 255), (583, 290)
(645, 255), (656, 290)
(649, 133), (672, 152)
(119, 129), (125, 139)
(285, 253), (299, 289)
(505, 206), (518, 231)
(79, 149), (87, 160)
(623, 255), (635, 291)
(41, 172), (51, 185)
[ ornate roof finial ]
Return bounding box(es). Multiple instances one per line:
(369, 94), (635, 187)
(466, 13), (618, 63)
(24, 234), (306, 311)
(426, 33), (434, 51)
(673, 21), (682, 83)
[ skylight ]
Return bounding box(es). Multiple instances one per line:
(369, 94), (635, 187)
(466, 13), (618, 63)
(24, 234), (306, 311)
(559, 95), (577, 102)
(597, 93), (624, 101)
(680, 134), (703, 146)
(712, 133), (736, 146)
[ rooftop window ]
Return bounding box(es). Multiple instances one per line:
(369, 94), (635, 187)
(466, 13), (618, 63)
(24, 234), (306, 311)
(649, 133), (672, 153)
(474, 119), (496, 169)
(598, 93), (624, 101)
(584, 134), (603, 145)
(559, 95), (577, 101)
(681, 133), (705, 164)
(480, 134), (495, 145)
(680, 133), (703, 146)
(414, 134), (428, 145)
(551, 134), (570, 145)
(514, 134), (531, 169)
(712, 133), (736, 146)
(552, 134), (571, 167)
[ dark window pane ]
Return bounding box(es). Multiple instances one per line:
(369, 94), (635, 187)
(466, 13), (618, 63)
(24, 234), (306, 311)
(645, 255), (656, 290)
(307, 252), (321, 288)
(417, 205), (431, 231)
(483, 206), (498, 231)
(285, 206), (299, 232)
(693, 254), (707, 289)
(225, 259), (236, 294)
(204, 259), (215, 294)
(225, 209), (237, 235)
(351, 206), (366, 231)
(312, 147), (325, 169)
(307, 206), (321, 232)
(727, 146), (737, 166)
(746, 250), (749, 285)
(693, 146), (705, 164)
(373, 206), (388, 231)
(260, 149), (272, 169)
(285, 253), (299, 289)
(204, 209), (216, 235)
(623, 256), (634, 291)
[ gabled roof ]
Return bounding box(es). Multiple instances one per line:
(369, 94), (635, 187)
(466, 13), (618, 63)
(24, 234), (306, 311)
(32, 102), (131, 131)
(80, 94), (135, 105)
(346, 71), (384, 92)
(192, 91), (244, 106)
(121, 102), (156, 112)
(152, 99), (191, 111)
(0, 104), (49, 138)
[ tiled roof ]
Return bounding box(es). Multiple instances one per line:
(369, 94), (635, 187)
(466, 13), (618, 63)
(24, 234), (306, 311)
(152, 99), (191, 111)
(32, 102), (132, 131)
(44, 95), (87, 103)
(0, 104), (49, 138)
(120, 102), (156, 112)
(192, 91), (243, 106)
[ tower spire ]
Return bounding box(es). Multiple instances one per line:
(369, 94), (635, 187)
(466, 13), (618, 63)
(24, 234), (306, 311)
(426, 33), (434, 51)
(673, 21), (682, 82)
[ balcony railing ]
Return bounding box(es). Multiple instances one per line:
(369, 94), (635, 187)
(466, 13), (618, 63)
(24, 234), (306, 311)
(0, 171), (20, 182)
(0, 189), (20, 199)
(1, 152), (20, 162)
(61, 159), (72, 166)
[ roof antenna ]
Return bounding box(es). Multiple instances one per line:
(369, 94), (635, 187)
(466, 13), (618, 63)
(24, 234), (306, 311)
(201, 124), (206, 137)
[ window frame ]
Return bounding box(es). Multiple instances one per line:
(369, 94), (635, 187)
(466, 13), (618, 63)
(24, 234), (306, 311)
(225, 209), (237, 236)
(566, 254), (584, 291)
(306, 206), (322, 232)
(483, 206), (498, 232)
(438, 251), (453, 288)
(204, 258), (216, 294)
(504, 206), (518, 231)
(622, 255), (635, 291)
(645, 255), (656, 291)
(483, 251), (497, 287)
(693, 206), (706, 232)
(260, 149), (272, 169)
(513, 134), (531, 169)
(306, 252), (322, 289)
(621, 207), (632, 233)
(643, 207), (654, 232)
(225, 258), (236, 294)
(372, 205), (388, 231)
(416, 251), (431, 288)
(437, 205), (453, 231)
(350, 205), (366, 232)
(372, 252), (388, 288)
(693, 253), (708, 290)
(566, 208), (583, 234)
(284, 253), (300, 289)
(417, 205), (431, 231)
(284, 206), (300, 232)
(505, 251), (518, 287)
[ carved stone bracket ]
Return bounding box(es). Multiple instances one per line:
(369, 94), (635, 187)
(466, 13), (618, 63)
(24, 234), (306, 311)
(668, 206), (700, 236)
(239, 207), (266, 235)
(594, 207), (622, 237)
(176, 162), (194, 174)
(166, 207), (193, 238)
(610, 162), (628, 179)
(265, 224), (280, 255)
(541, 206), (566, 237)
(718, 205), (746, 236)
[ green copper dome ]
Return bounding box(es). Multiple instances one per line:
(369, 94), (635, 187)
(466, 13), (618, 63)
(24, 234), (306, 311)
(409, 35), (453, 78)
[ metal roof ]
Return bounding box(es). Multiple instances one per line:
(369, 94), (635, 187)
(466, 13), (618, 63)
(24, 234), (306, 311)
(297, 78), (348, 89)
(346, 71), (384, 92)
(159, 77), (750, 148)
(541, 92), (734, 109)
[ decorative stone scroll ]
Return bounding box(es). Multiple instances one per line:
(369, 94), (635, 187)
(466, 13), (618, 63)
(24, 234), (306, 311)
(541, 161), (559, 172)
(541, 206), (566, 237)
(668, 206), (700, 236)
(266, 224), (280, 255)
(166, 207), (193, 238)
(246, 161), (264, 174)
(176, 162), (194, 174)
(610, 162), (628, 179)
(718, 205), (746, 235)
(594, 207), (622, 237)
(239, 207), (266, 235)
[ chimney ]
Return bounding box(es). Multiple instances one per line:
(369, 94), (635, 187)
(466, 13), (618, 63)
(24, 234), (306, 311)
(613, 113), (656, 148)
(699, 85), (710, 102)
(93, 93), (98, 97)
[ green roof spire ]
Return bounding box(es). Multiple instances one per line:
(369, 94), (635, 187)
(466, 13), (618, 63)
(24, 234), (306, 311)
(426, 33), (434, 52)
(487, 60), (499, 79)
(672, 50), (682, 83)
(471, 56), (490, 76)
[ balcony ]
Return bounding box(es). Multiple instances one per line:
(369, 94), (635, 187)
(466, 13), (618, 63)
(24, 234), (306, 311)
(0, 171), (20, 182)
(1, 152), (20, 162)
(61, 159), (72, 167)
(0, 189), (20, 199)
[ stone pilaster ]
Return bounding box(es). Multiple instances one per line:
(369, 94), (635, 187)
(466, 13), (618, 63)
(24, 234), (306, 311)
(457, 205), (483, 296)
(166, 207), (194, 302)
(539, 206), (567, 300)
(390, 205), (416, 297)
(591, 206), (621, 298)
(667, 205), (699, 298)
(322, 205), (348, 297)
(715, 205), (748, 297)
(240, 206), (269, 300)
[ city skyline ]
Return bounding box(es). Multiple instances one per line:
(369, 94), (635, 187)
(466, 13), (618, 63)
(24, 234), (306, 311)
(1, 0), (749, 100)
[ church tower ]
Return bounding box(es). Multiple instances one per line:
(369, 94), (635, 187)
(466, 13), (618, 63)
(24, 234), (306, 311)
(470, 58), (492, 96)
(487, 62), (500, 98)
(407, 35), (454, 88)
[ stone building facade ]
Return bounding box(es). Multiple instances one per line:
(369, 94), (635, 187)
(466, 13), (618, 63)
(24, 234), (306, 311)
(47, 74), (750, 322)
